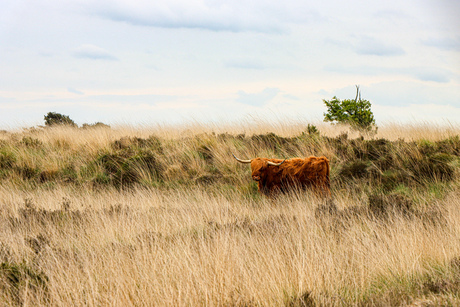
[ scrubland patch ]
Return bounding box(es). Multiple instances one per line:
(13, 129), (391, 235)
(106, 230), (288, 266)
(0, 122), (459, 306)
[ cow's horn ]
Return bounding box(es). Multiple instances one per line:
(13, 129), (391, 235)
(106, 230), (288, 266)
(267, 159), (286, 166)
(232, 153), (252, 163)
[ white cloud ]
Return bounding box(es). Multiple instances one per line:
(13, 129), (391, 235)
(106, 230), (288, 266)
(225, 59), (267, 70)
(411, 67), (452, 83)
(325, 36), (406, 57)
(236, 88), (281, 106)
(78, 0), (322, 33)
(68, 87), (84, 95)
(324, 81), (460, 108)
(373, 9), (411, 20)
(324, 64), (453, 83)
(282, 94), (300, 101)
(0, 0), (459, 128)
(73, 44), (118, 60)
(422, 37), (460, 51)
(374, 103), (460, 124)
(354, 36), (405, 56)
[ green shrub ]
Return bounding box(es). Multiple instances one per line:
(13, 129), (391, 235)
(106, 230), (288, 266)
(380, 170), (408, 191)
(338, 160), (369, 179)
(250, 132), (289, 151)
(405, 154), (455, 183)
(96, 150), (163, 188)
(307, 124), (319, 135)
(436, 135), (460, 155)
(323, 85), (376, 132)
(44, 112), (77, 127)
(81, 122), (110, 129)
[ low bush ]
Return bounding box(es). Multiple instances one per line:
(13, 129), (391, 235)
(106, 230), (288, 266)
(338, 160), (369, 179)
(95, 150), (163, 188)
(81, 122), (110, 129)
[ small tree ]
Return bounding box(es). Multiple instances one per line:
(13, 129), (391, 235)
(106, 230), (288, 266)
(44, 112), (77, 127)
(323, 86), (376, 132)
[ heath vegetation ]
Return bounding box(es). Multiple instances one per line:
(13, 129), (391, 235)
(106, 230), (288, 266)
(0, 120), (460, 306)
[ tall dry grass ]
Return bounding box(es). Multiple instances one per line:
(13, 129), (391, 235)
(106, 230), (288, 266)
(1, 186), (460, 306)
(4, 119), (460, 143)
(0, 121), (459, 306)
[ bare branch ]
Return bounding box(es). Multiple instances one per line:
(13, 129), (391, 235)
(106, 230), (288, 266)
(355, 85), (360, 102)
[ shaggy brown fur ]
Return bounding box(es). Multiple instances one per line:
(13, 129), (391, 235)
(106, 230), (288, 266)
(246, 156), (330, 196)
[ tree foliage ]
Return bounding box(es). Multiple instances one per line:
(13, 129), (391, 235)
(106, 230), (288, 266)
(323, 86), (376, 132)
(44, 112), (77, 127)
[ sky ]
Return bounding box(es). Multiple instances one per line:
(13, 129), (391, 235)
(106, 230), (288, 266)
(1, 0), (459, 128)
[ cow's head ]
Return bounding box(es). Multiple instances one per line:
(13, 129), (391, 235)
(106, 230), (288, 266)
(233, 154), (285, 182)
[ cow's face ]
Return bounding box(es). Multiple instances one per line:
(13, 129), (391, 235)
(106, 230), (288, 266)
(250, 159), (268, 182)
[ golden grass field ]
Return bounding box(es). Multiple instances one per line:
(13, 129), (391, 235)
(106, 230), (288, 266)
(0, 121), (460, 306)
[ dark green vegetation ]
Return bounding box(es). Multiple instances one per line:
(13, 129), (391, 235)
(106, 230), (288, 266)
(43, 111), (110, 129)
(323, 85), (377, 133)
(43, 112), (77, 127)
(1, 130), (458, 196)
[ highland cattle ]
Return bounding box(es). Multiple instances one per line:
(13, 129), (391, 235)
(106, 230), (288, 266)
(233, 154), (330, 196)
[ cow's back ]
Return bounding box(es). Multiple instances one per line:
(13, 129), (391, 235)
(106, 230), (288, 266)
(281, 156), (330, 193)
